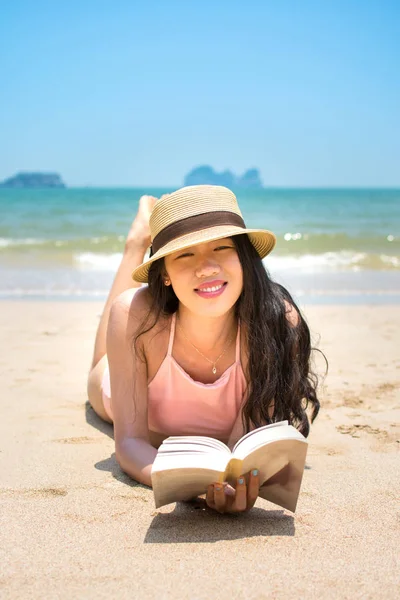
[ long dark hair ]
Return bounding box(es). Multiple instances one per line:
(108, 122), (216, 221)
(135, 234), (323, 436)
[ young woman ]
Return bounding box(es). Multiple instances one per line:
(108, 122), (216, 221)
(87, 185), (320, 514)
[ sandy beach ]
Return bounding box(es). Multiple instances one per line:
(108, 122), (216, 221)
(0, 301), (399, 599)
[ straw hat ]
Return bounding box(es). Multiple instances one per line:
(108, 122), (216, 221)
(131, 185), (276, 283)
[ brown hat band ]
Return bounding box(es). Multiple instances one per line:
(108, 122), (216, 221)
(150, 211), (246, 255)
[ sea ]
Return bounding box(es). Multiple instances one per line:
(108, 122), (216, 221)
(0, 187), (399, 304)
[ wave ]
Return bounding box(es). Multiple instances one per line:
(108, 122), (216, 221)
(0, 232), (398, 252)
(0, 235), (126, 249)
(0, 288), (109, 298)
(0, 237), (399, 271)
(0, 237), (48, 247)
(266, 252), (400, 271)
(72, 250), (400, 272)
(74, 252), (123, 271)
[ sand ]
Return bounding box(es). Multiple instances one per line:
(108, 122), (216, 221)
(0, 301), (399, 599)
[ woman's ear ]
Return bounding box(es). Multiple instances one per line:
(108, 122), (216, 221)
(161, 266), (171, 286)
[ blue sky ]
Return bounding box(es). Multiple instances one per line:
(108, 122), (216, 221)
(1, 1), (399, 187)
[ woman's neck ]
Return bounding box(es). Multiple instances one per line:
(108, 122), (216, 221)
(176, 306), (237, 354)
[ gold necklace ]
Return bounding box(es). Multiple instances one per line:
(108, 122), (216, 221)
(176, 318), (235, 375)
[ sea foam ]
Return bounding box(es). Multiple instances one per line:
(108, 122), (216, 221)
(71, 250), (400, 273)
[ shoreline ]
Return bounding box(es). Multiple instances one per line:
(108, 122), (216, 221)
(1, 292), (400, 305)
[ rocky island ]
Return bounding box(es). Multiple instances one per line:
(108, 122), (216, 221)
(0, 172), (66, 188)
(184, 166), (263, 189)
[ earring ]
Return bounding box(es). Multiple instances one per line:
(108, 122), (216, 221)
(164, 279), (170, 286)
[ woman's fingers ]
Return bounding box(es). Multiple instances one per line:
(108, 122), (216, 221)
(206, 483), (231, 512)
(206, 471), (259, 514)
(247, 469), (260, 508)
(223, 483), (236, 497)
(232, 477), (247, 512)
(206, 484), (215, 508)
(228, 470), (259, 513)
(213, 484), (227, 513)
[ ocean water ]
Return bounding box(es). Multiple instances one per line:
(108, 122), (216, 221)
(0, 187), (399, 303)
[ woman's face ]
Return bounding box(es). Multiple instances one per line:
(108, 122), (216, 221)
(164, 237), (243, 317)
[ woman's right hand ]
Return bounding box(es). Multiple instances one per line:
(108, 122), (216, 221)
(205, 470), (260, 514)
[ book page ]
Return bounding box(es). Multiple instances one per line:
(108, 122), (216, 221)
(151, 451), (229, 508)
(152, 466), (225, 508)
(152, 452), (228, 472)
(231, 421), (288, 454)
(241, 438), (308, 512)
(257, 456), (307, 513)
(232, 421), (298, 459)
(161, 436), (231, 455)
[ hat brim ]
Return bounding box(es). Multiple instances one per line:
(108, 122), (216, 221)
(131, 225), (276, 283)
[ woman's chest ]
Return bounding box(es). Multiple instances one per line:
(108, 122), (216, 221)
(144, 322), (247, 385)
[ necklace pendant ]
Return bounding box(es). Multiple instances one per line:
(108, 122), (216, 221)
(212, 366), (217, 375)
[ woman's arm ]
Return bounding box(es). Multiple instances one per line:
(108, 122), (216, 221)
(107, 288), (156, 487)
(115, 438), (157, 488)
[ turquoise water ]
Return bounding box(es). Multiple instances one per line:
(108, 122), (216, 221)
(0, 187), (399, 302)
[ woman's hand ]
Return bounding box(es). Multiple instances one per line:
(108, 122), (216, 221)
(206, 469), (260, 514)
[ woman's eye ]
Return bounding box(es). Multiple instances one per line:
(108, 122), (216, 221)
(176, 252), (193, 259)
(215, 245), (234, 251)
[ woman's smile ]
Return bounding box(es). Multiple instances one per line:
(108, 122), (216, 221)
(194, 280), (228, 299)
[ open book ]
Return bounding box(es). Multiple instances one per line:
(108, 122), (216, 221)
(151, 421), (308, 512)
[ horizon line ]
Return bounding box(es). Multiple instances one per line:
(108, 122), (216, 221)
(1, 184), (400, 191)
(43, 184), (400, 190)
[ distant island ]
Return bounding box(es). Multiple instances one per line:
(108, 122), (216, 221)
(0, 168), (262, 189)
(184, 166), (263, 189)
(0, 172), (66, 188)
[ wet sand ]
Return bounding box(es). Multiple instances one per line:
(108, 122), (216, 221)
(0, 302), (399, 599)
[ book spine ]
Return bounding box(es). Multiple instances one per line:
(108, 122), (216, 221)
(223, 458), (243, 484)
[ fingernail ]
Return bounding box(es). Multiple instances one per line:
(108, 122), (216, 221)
(252, 469), (259, 476)
(215, 486), (222, 492)
(238, 477), (244, 484)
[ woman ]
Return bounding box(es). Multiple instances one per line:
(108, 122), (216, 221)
(87, 185), (320, 514)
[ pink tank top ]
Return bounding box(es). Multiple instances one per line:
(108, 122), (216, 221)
(102, 313), (247, 439)
(147, 313), (247, 438)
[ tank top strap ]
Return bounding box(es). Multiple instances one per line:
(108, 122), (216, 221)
(167, 312), (177, 356)
(235, 320), (241, 363)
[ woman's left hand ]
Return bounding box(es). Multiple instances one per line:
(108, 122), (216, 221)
(205, 469), (260, 514)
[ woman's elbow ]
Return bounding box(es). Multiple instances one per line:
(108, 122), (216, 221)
(114, 436), (155, 487)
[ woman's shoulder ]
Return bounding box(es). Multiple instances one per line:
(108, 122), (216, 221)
(110, 287), (170, 337)
(113, 286), (151, 315)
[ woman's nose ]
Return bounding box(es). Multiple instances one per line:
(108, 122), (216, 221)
(195, 257), (220, 278)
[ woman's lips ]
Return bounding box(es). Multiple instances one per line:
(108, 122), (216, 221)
(194, 281), (227, 299)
